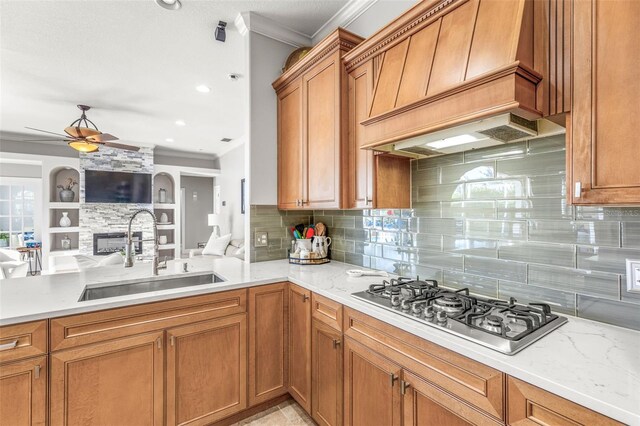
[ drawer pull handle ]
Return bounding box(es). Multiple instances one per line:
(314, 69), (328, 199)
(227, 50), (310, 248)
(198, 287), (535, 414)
(575, 181), (582, 198)
(156, 337), (163, 349)
(34, 365), (40, 379)
(332, 339), (341, 349)
(302, 294), (309, 302)
(401, 380), (411, 395)
(170, 336), (175, 347)
(0, 340), (18, 351)
(390, 373), (398, 387)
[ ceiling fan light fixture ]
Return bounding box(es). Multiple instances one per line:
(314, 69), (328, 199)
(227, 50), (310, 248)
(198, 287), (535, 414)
(155, 0), (182, 11)
(68, 141), (99, 153)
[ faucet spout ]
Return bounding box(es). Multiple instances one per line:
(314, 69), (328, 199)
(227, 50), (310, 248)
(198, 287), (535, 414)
(124, 208), (160, 275)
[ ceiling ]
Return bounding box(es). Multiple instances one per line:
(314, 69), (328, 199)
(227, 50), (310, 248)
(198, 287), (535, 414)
(0, 0), (348, 157)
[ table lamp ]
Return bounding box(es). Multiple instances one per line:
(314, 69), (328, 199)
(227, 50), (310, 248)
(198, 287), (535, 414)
(208, 214), (220, 238)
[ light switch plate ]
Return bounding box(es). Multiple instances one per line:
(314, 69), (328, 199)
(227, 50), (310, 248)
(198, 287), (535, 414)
(255, 231), (268, 247)
(626, 259), (640, 293)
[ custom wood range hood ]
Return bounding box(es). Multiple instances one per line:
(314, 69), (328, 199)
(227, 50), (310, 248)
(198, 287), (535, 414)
(343, 0), (563, 158)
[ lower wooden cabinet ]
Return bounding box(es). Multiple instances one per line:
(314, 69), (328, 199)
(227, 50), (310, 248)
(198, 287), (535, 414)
(0, 356), (47, 426)
(288, 283), (312, 413)
(343, 337), (402, 426)
(402, 370), (501, 426)
(166, 314), (247, 426)
(507, 376), (623, 426)
(311, 319), (343, 426)
(248, 283), (288, 406)
(50, 331), (165, 425)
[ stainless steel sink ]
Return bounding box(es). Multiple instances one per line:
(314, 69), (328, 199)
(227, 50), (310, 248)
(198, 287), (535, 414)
(78, 273), (225, 301)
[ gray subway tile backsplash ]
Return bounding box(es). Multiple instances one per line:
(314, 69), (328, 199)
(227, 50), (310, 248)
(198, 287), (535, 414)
(249, 134), (640, 330)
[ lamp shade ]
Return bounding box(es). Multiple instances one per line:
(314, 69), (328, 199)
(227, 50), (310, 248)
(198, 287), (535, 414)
(208, 214), (220, 226)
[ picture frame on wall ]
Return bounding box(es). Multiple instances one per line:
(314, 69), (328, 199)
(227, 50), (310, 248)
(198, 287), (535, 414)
(240, 178), (245, 214)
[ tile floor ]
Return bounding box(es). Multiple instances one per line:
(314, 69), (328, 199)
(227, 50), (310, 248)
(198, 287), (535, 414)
(231, 399), (316, 425)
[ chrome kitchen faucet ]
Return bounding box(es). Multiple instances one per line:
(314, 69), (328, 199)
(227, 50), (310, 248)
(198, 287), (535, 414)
(124, 208), (166, 275)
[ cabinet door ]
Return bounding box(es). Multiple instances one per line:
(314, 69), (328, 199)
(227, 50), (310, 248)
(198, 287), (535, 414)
(403, 370), (500, 426)
(570, 0), (640, 204)
(248, 283), (288, 406)
(50, 331), (164, 426)
(0, 356), (47, 426)
(303, 53), (342, 209)
(278, 79), (304, 209)
(288, 283), (312, 413)
(347, 61), (375, 209)
(166, 314), (247, 426)
(311, 320), (343, 426)
(344, 337), (402, 426)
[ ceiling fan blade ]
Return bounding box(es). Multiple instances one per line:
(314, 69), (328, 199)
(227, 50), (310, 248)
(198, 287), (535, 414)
(19, 139), (67, 142)
(25, 127), (70, 138)
(65, 126), (100, 138)
(103, 142), (140, 152)
(86, 133), (119, 142)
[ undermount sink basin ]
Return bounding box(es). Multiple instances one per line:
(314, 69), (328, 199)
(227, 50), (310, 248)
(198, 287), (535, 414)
(78, 273), (225, 302)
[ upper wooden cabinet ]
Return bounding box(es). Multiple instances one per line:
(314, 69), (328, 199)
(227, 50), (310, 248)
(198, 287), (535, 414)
(569, 0), (640, 204)
(342, 0), (542, 150)
(274, 29), (363, 210)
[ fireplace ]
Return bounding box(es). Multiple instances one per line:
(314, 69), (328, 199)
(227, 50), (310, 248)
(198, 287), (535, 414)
(93, 232), (143, 256)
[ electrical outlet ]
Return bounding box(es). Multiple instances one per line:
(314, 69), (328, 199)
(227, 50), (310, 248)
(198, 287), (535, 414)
(626, 259), (640, 293)
(255, 231), (268, 247)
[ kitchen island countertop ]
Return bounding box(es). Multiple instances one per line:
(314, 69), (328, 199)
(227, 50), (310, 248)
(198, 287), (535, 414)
(1, 257), (638, 425)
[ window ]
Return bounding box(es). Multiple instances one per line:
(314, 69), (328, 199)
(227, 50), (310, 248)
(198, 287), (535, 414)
(0, 178), (41, 248)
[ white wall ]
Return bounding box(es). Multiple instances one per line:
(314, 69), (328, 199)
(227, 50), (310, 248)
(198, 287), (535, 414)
(246, 31), (294, 206)
(344, 0), (418, 38)
(217, 144), (245, 239)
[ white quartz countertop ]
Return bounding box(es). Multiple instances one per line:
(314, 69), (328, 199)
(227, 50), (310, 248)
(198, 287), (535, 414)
(1, 258), (638, 425)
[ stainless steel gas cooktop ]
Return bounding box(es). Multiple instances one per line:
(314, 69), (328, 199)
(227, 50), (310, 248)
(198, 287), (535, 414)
(351, 277), (568, 355)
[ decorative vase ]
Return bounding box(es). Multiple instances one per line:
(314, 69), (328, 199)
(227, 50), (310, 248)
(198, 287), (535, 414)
(61, 234), (71, 250)
(158, 188), (167, 203)
(59, 189), (75, 202)
(59, 212), (71, 227)
(159, 212), (169, 223)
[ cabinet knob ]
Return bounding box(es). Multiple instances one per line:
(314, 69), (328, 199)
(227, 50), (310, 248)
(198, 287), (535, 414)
(302, 294), (309, 302)
(575, 182), (582, 198)
(332, 339), (341, 349)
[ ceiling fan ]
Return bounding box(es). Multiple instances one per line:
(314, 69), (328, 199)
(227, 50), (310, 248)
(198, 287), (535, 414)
(24, 104), (140, 153)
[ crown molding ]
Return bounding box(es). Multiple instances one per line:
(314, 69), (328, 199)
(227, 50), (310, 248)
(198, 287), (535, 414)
(311, 0), (378, 44)
(234, 11), (312, 48)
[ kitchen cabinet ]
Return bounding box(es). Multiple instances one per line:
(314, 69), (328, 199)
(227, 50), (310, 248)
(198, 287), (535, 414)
(248, 283), (288, 406)
(50, 331), (165, 425)
(347, 60), (411, 209)
(343, 337), (402, 426)
(0, 356), (47, 426)
(507, 376), (622, 425)
(273, 29), (363, 210)
(311, 319), (342, 426)
(287, 283), (312, 413)
(166, 314), (247, 425)
(569, 0), (640, 204)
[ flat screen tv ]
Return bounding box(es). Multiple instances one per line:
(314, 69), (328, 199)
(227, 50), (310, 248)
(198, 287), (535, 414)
(85, 170), (152, 204)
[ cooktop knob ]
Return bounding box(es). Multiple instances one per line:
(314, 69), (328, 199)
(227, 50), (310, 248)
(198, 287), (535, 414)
(424, 306), (435, 321)
(411, 302), (425, 316)
(436, 311), (448, 326)
(390, 294), (402, 307)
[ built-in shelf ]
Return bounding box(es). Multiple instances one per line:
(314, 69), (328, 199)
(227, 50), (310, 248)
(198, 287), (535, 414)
(157, 224), (175, 230)
(158, 244), (176, 250)
(154, 203), (176, 209)
(49, 249), (80, 256)
(49, 227), (81, 234)
(50, 202), (80, 209)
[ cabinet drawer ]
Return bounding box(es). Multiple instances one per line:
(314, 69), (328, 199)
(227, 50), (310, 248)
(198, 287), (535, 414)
(343, 307), (504, 421)
(0, 320), (47, 364)
(311, 293), (342, 331)
(51, 289), (246, 351)
(507, 376), (623, 425)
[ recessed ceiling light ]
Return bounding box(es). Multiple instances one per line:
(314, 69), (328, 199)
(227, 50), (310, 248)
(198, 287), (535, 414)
(196, 85), (211, 93)
(165, 138), (174, 143)
(175, 120), (186, 126)
(155, 0), (182, 11)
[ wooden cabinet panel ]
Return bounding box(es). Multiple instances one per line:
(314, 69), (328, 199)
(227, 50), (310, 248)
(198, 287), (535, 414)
(344, 307), (504, 420)
(50, 290), (246, 351)
(311, 319), (343, 426)
(248, 283), (288, 406)
(403, 370), (501, 426)
(0, 356), (47, 426)
(50, 331), (164, 425)
(370, 39), (409, 116)
(311, 292), (343, 332)
(427, 0), (480, 96)
(166, 314), (247, 426)
(570, 0), (640, 204)
(507, 376), (622, 425)
(277, 79), (304, 209)
(343, 337), (402, 426)
(0, 320), (47, 364)
(375, 154), (411, 209)
(288, 283), (312, 413)
(304, 54), (341, 208)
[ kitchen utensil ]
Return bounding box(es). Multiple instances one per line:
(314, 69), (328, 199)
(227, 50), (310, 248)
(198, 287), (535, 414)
(346, 269), (389, 278)
(315, 222), (326, 236)
(295, 224), (305, 237)
(306, 228), (314, 239)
